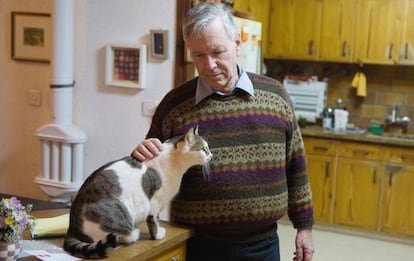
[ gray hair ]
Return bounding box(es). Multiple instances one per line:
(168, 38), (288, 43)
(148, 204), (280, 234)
(182, 3), (237, 43)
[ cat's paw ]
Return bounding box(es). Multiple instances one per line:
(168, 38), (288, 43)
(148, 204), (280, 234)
(119, 228), (140, 244)
(155, 227), (166, 239)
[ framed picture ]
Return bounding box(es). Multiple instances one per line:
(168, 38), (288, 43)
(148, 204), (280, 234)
(105, 44), (147, 89)
(150, 29), (168, 60)
(11, 12), (52, 63)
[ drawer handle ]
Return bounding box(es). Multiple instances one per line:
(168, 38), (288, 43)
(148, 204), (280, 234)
(313, 146), (328, 152)
(402, 155), (414, 162)
(170, 258), (179, 261)
(352, 150), (369, 157)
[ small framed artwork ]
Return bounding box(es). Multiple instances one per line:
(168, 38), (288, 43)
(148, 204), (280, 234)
(11, 12), (52, 63)
(150, 29), (168, 60)
(105, 44), (147, 89)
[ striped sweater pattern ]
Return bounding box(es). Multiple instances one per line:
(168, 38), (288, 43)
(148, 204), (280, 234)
(146, 73), (314, 241)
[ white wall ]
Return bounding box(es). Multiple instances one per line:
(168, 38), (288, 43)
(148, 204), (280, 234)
(0, 0), (177, 200)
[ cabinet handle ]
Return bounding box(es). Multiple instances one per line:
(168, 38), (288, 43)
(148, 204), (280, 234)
(386, 165), (403, 187)
(342, 41), (348, 57)
(402, 154), (414, 163)
(325, 162), (330, 179)
(308, 40), (314, 55)
(405, 43), (409, 60)
(372, 169), (377, 184)
(170, 257), (179, 261)
(352, 150), (369, 157)
(388, 43), (394, 59)
(389, 171), (394, 187)
(313, 146), (328, 153)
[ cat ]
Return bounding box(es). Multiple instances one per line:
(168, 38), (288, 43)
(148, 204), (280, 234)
(63, 126), (212, 259)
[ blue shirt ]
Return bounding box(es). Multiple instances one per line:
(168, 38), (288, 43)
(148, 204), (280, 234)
(195, 65), (255, 104)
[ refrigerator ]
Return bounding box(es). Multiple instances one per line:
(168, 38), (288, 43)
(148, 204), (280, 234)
(233, 16), (262, 74)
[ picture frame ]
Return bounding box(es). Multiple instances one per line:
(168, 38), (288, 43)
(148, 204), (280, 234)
(150, 29), (168, 60)
(105, 44), (147, 89)
(11, 12), (52, 63)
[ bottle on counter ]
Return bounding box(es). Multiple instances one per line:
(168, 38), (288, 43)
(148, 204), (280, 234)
(332, 98), (348, 131)
(322, 107), (333, 129)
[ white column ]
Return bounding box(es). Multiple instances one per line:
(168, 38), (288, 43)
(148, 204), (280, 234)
(52, 0), (74, 125)
(61, 143), (72, 183)
(51, 141), (60, 181)
(72, 143), (84, 183)
(41, 140), (50, 179)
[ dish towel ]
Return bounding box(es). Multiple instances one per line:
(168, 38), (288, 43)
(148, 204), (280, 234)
(351, 72), (367, 97)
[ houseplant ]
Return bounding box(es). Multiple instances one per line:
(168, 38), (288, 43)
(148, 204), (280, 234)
(0, 197), (36, 260)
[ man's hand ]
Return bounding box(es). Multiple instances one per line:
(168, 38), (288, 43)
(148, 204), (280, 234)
(293, 228), (314, 261)
(131, 138), (163, 161)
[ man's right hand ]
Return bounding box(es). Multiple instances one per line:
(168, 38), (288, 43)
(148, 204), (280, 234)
(131, 138), (163, 161)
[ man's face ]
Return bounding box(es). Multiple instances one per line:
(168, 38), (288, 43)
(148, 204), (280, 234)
(186, 18), (241, 94)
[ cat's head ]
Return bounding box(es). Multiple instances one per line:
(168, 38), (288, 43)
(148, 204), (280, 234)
(166, 125), (213, 164)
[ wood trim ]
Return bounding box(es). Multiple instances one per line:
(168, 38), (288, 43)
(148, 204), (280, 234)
(174, 0), (193, 87)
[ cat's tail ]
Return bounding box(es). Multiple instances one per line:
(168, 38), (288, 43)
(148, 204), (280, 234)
(63, 233), (118, 259)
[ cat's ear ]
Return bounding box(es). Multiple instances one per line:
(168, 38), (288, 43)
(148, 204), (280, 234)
(185, 126), (197, 144)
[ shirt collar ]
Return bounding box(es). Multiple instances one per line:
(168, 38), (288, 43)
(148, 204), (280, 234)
(195, 65), (255, 104)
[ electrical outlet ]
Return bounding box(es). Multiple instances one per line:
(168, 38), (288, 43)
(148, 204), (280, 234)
(142, 100), (157, 116)
(27, 89), (42, 106)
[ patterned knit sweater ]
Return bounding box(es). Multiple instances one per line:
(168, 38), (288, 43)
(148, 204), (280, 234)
(146, 73), (314, 242)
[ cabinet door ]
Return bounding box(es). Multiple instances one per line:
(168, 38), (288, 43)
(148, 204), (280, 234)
(354, 0), (405, 65)
(381, 146), (414, 236)
(334, 158), (382, 230)
(306, 154), (335, 223)
(304, 138), (336, 223)
(268, 0), (322, 60)
(381, 164), (414, 236)
(320, 0), (356, 62)
(399, 0), (414, 64)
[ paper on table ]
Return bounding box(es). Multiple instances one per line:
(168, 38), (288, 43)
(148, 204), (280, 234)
(24, 249), (80, 261)
(32, 213), (69, 238)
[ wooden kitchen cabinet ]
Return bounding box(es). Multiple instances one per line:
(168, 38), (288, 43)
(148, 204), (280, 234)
(398, 0), (414, 65)
(334, 143), (382, 230)
(267, 0), (323, 60)
(151, 242), (186, 261)
(334, 158), (382, 230)
(353, 0), (405, 65)
(381, 147), (414, 236)
(319, 0), (356, 62)
(305, 138), (337, 223)
(304, 134), (414, 236)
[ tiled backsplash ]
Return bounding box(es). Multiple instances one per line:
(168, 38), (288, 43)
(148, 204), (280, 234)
(264, 60), (414, 133)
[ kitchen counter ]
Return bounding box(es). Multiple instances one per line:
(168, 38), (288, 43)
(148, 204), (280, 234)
(301, 125), (414, 148)
(22, 209), (193, 261)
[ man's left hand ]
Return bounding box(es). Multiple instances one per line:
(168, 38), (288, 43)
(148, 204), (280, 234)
(293, 228), (314, 261)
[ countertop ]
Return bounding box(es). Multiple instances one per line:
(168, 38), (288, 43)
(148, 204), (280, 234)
(21, 209), (193, 261)
(301, 125), (414, 148)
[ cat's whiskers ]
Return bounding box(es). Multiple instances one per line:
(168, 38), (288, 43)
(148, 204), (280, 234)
(202, 162), (212, 181)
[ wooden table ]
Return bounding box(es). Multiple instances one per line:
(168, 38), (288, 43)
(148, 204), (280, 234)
(24, 209), (193, 261)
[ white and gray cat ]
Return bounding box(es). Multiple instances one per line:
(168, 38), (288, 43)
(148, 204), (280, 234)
(63, 126), (212, 259)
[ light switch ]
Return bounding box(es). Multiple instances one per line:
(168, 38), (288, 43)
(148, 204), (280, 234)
(142, 100), (157, 116)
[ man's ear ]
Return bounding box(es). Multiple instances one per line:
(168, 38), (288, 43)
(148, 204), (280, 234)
(235, 33), (242, 57)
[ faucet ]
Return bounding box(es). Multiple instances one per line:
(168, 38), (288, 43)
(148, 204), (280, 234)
(391, 104), (399, 123)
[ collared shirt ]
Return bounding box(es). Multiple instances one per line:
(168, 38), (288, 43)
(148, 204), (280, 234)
(195, 65), (255, 104)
